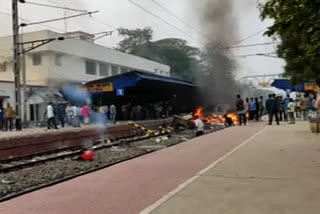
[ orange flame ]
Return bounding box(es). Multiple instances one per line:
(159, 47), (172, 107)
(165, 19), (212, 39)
(193, 107), (240, 125)
(194, 107), (204, 118)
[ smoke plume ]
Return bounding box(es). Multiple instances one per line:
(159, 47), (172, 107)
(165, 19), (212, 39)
(195, 0), (240, 111)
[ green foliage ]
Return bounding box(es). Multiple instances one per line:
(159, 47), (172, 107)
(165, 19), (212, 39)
(116, 28), (200, 81)
(260, 0), (320, 84)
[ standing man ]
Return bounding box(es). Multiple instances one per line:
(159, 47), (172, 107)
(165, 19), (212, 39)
(236, 95), (246, 126)
(259, 96), (264, 120)
(65, 104), (73, 126)
(56, 104), (65, 128)
(4, 103), (15, 131)
(81, 104), (90, 125)
(109, 104), (117, 124)
(287, 98), (296, 124)
(194, 115), (204, 137)
(266, 94), (274, 125)
(249, 97), (257, 121)
(255, 97), (260, 121)
(271, 94), (280, 125)
(47, 102), (58, 130)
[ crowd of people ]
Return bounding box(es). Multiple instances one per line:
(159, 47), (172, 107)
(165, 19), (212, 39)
(45, 101), (174, 130)
(236, 93), (318, 126)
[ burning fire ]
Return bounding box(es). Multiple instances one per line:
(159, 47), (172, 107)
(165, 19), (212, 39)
(193, 107), (239, 125)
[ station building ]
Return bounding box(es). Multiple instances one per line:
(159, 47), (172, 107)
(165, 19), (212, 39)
(0, 30), (170, 124)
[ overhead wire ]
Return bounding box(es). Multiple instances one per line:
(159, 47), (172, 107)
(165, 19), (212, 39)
(127, 0), (204, 46)
(231, 28), (268, 46)
(226, 42), (279, 49)
(21, 0), (87, 12)
(20, 11), (98, 26)
(231, 52), (278, 58)
(150, 0), (219, 45)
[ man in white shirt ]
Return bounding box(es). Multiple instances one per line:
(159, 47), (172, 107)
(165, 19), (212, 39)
(287, 98), (296, 124)
(47, 102), (58, 130)
(194, 115), (204, 137)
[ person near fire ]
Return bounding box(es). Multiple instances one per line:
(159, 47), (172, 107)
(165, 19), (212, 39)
(194, 115), (204, 137)
(236, 95), (246, 126)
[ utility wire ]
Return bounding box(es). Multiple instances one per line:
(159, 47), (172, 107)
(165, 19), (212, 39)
(44, 0), (117, 32)
(226, 42), (279, 49)
(231, 28), (268, 46)
(231, 52), (277, 58)
(21, 0), (87, 12)
(20, 11), (99, 26)
(128, 0), (204, 46)
(91, 16), (116, 30)
(150, 0), (219, 45)
(0, 10), (65, 33)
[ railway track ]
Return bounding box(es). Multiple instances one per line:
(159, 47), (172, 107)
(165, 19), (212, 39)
(0, 121), (225, 203)
(0, 134), (161, 173)
(0, 119), (172, 161)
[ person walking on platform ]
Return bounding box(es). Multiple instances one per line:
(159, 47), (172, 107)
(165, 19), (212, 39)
(4, 103), (15, 131)
(236, 95), (246, 126)
(287, 98), (296, 124)
(47, 102), (58, 130)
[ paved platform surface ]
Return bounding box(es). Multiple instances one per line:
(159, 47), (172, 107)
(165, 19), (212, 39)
(149, 122), (320, 214)
(0, 124), (265, 214)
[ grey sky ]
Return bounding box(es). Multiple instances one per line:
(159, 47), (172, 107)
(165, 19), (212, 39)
(0, 0), (285, 79)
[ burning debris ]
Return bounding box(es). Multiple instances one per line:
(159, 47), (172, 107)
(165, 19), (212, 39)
(193, 107), (239, 126)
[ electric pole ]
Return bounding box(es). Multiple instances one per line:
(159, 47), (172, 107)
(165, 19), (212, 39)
(12, 0), (22, 130)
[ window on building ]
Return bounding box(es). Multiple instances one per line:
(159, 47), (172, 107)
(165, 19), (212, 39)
(99, 63), (109, 76)
(32, 54), (42, 66)
(0, 62), (7, 72)
(111, 65), (118, 76)
(55, 54), (62, 66)
(85, 60), (96, 75)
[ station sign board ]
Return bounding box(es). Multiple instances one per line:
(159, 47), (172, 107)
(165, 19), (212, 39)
(116, 89), (125, 96)
(304, 83), (318, 92)
(86, 82), (113, 92)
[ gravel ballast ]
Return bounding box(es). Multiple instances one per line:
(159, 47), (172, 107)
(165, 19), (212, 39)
(0, 126), (224, 200)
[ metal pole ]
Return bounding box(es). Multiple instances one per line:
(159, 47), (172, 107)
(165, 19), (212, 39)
(21, 34), (27, 124)
(12, 0), (22, 130)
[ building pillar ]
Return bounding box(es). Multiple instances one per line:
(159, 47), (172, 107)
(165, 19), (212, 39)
(117, 66), (121, 75)
(108, 64), (112, 76)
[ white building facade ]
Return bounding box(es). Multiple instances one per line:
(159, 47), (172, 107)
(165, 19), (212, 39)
(0, 30), (170, 123)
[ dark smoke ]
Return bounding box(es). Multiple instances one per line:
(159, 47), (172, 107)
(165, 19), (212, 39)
(195, 0), (240, 110)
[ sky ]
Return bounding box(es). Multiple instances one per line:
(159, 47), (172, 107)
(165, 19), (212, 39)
(0, 0), (285, 81)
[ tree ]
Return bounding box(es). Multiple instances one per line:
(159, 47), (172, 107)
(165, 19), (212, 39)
(260, 0), (320, 84)
(116, 28), (200, 81)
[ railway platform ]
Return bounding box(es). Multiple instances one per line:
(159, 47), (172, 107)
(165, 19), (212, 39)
(1, 121), (318, 214)
(145, 121), (320, 214)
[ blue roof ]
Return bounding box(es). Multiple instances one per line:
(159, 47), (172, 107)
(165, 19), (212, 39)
(271, 79), (313, 92)
(86, 70), (196, 90)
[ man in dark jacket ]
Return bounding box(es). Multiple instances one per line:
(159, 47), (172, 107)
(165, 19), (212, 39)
(235, 94), (246, 126)
(266, 94), (280, 125)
